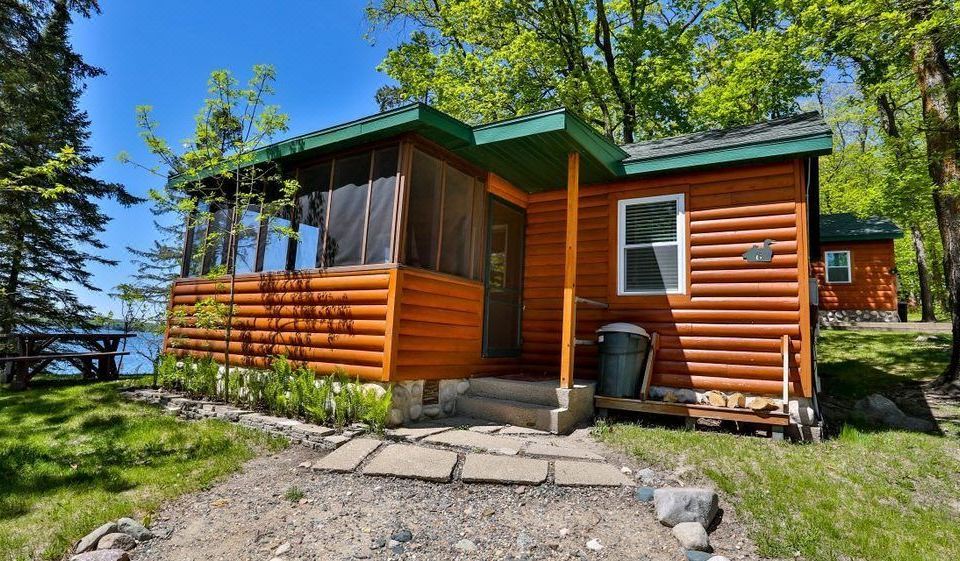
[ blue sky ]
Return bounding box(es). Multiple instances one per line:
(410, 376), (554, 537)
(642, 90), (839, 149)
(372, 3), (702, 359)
(70, 0), (401, 315)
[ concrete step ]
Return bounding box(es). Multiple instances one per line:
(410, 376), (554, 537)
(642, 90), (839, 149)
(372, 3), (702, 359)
(455, 395), (557, 431)
(466, 377), (562, 407)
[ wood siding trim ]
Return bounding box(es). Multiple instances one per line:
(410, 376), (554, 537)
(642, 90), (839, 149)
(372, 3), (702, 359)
(794, 160), (814, 397)
(487, 172), (529, 209)
(381, 268), (402, 382)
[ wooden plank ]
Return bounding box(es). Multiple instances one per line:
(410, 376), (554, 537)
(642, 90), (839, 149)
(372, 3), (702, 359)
(559, 151), (580, 390)
(794, 159), (814, 398)
(640, 332), (659, 399)
(382, 268), (402, 382)
(782, 334), (791, 412)
(593, 396), (791, 426)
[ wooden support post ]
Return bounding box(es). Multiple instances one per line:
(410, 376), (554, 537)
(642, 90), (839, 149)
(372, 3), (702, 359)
(640, 332), (659, 400)
(781, 334), (790, 413)
(559, 152), (580, 390)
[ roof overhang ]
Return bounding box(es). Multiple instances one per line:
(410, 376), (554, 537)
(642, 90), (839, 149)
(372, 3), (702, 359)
(621, 132), (834, 176)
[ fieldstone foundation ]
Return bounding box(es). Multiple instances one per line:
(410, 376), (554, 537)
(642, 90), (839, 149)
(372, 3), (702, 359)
(384, 378), (470, 427)
(819, 309), (900, 326)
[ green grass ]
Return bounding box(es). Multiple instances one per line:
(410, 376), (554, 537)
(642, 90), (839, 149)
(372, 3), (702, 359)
(0, 379), (286, 561)
(600, 330), (960, 561)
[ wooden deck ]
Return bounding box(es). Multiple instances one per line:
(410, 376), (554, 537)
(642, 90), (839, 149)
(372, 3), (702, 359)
(594, 395), (791, 426)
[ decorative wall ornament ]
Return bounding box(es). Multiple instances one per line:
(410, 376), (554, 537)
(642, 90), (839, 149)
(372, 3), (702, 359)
(742, 239), (775, 262)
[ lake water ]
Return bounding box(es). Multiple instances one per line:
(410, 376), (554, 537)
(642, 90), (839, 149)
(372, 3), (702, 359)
(44, 330), (165, 376)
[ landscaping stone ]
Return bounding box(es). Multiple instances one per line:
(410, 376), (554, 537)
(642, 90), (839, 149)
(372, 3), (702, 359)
(523, 442), (604, 461)
(311, 438), (382, 473)
(274, 542), (292, 555)
(70, 550), (130, 561)
(116, 517), (153, 541)
(685, 551), (713, 561)
(385, 426), (451, 442)
(453, 538), (477, 553)
(498, 425), (549, 435)
(636, 467), (657, 484)
(323, 434), (352, 448)
(460, 454), (548, 485)
(392, 529), (413, 543)
(422, 430), (523, 455)
(707, 557), (731, 561)
(634, 486), (655, 502)
(672, 522), (710, 551)
(653, 488), (719, 528)
(361, 444), (457, 482)
(75, 522), (118, 553)
(554, 461), (633, 486)
(97, 533), (136, 551)
(854, 393), (935, 431)
(586, 538), (603, 551)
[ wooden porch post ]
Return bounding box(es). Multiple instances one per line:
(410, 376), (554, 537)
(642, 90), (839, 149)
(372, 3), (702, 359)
(559, 152), (580, 389)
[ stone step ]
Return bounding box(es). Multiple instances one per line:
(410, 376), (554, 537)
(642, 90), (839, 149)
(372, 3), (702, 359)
(466, 377), (562, 407)
(455, 395), (557, 431)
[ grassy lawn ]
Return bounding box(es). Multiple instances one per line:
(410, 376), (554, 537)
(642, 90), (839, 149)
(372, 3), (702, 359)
(600, 330), (960, 561)
(0, 379), (285, 561)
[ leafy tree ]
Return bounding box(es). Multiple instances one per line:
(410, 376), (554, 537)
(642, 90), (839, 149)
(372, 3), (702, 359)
(127, 65), (298, 400)
(367, 0), (820, 142)
(0, 0), (138, 334)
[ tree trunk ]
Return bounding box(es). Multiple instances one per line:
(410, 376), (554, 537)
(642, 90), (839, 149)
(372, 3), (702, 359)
(909, 2), (960, 387)
(910, 225), (937, 322)
(0, 225), (25, 335)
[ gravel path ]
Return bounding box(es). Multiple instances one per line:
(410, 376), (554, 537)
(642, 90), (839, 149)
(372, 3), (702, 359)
(133, 445), (761, 561)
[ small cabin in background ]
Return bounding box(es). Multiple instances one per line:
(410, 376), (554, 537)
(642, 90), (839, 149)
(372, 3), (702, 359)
(165, 104), (833, 436)
(813, 214), (903, 325)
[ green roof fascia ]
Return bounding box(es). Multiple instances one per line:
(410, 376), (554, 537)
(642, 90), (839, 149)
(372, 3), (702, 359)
(472, 108), (628, 177)
(821, 232), (904, 242)
(168, 103), (474, 186)
(621, 132), (834, 176)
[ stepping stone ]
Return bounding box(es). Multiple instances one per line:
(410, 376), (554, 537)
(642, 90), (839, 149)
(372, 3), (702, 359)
(460, 454), (548, 485)
(361, 444), (458, 482)
(554, 461), (634, 487)
(324, 435), (352, 448)
(422, 430), (523, 455)
(467, 425), (504, 434)
(291, 424), (335, 437)
(385, 426), (451, 442)
(499, 426), (550, 435)
(523, 442), (605, 461)
(311, 438), (382, 473)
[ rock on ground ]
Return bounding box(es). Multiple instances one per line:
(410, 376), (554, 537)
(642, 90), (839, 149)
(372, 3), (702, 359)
(854, 393), (935, 431)
(116, 517), (153, 541)
(672, 522), (710, 551)
(96, 533), (136, 551)
(69, 550), (130, 561)
(653, 488), (719, 528)
(453, 538), (477, 552)
(74, 522), (118, 554)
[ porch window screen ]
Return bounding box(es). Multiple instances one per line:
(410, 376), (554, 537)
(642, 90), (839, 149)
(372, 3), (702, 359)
(617, 194), (685, 295)
(293, 163), (331, 270)
(403, 148), (484, 280)
(233, 204), (261, 274)
(824, 250), (851, 283)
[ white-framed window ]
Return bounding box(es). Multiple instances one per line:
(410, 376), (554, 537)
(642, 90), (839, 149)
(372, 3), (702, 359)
(617, 193), (686, 295)
(824, 250), (852, 284)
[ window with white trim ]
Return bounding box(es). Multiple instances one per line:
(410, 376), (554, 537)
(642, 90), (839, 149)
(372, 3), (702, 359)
(824, 250), (852, 283)
(617, 194), (685, 295)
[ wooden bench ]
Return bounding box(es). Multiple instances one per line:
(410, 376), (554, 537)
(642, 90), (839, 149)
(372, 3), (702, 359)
(0, 350), (130, 389)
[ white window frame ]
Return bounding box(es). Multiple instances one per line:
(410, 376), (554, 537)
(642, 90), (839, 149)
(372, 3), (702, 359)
(824, 250), (852, 284)
(617, 193), (686, 296)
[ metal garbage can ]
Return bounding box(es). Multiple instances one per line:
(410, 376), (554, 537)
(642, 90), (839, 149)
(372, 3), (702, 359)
(596, 323), (650, 398)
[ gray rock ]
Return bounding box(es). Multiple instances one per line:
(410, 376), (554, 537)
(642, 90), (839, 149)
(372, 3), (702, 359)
(75, 522), (118, 553)
(274, 542), (291, 555)
(585, 538), (603, 551)
(634, 487), (655, 502)
(636, 467), (657, 484)
(672, 522), (710, 551)
(392, 529), (413, 543)
(707, 556), (731, 561)
(70, 550), (130, 561)
(96, 533), (136, 551)
(685, 552), (713, 561)
(516, 531), (536, 550)
(853, 394), (935, 431)
(453, 538), (478, 553)
(653, 488), (719, 528)
(116, 517), (153, 541)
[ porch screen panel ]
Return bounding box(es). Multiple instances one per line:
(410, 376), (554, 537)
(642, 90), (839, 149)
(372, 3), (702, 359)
(260, 208), (292, 272)
(439, 164), (476, 278)
(184, 201), (209, 277)
(326, 152), (370, 267)
(404, 149), (442, 269)
(234, 204), (260, 274)
(364, 146), (398, 264)
(202, 205), (231, 274)
(293, 163), (330, 270)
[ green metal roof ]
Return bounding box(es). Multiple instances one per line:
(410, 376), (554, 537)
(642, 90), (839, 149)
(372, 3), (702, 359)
(820, 213), (904, 242)
(172, 104), (832, 192)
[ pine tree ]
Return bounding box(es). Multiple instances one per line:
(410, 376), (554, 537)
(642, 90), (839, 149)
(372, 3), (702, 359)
(0, 0), (139, 334)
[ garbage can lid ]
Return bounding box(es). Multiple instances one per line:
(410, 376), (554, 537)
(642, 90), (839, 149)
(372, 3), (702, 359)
(596, 322), (649, 336)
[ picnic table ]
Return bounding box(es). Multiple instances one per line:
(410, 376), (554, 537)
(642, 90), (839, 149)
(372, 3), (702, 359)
(0, 332), (135, 389)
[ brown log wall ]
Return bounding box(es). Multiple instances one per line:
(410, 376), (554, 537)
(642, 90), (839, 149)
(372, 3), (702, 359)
(165, 268), (394, 380)
(520, 160), (813, 397)
(812, 240), (897, 311)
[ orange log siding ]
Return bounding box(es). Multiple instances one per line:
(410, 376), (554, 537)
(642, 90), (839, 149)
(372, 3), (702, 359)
(520, 160), (812, 398)
(165, 268), (394, 381)
(812, 240), (897, 311)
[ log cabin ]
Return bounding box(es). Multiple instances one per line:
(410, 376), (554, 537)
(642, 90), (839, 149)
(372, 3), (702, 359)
(164, 104), (833, 436)
(813, 213), (903, 325)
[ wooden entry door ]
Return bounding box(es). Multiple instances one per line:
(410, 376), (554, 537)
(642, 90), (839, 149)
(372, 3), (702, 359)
(483, 197), (525, 357)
